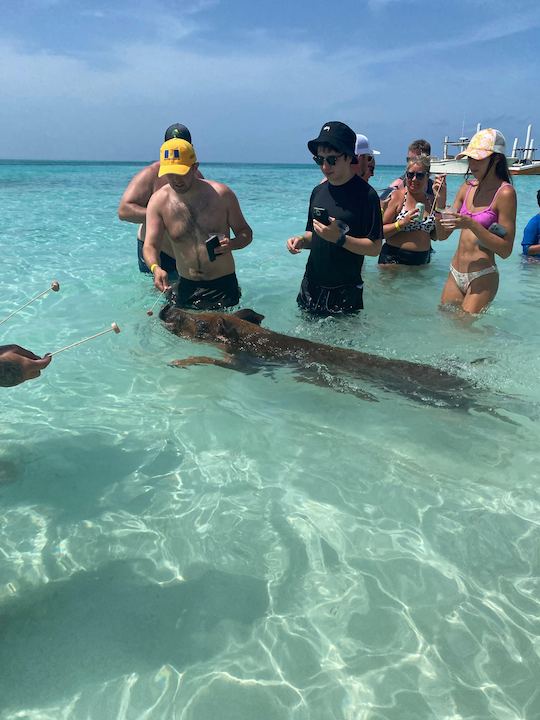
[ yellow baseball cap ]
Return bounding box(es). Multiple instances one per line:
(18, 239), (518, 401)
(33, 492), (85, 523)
(158, 139), (197, 177)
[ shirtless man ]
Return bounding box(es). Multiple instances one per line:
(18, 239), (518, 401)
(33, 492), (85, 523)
(144, 139), (252, 310)
(118, 123), (203, 276)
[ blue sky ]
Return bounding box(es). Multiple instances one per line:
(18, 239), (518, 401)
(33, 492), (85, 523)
(0, 0), (539, 163)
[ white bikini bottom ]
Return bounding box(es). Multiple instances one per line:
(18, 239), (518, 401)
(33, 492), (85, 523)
(449, 264), (498, 293)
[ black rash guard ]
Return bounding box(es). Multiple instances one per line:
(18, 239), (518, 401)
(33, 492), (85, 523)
(304, 175), (383, 287)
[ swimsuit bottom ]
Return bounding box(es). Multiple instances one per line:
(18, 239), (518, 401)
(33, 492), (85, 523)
(449, 264), (498, 293)
(173, 273), (241, 310)
(297, 273), (363, 316)
(378, 243), (431, 266)
(137, 239), (178, 277)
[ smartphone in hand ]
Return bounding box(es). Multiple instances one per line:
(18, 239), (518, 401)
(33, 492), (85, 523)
(313, 207), (330, 225)
(206, 234), (221, 262)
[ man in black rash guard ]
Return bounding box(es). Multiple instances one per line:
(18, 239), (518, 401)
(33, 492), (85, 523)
(287, 121), (383, 315)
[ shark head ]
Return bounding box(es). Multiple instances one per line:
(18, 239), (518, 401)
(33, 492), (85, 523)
(159, 305), (265, 345)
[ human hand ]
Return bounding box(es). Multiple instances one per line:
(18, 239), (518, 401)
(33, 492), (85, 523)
(399, 208), (420, 227)
(313, 217), (341, 243)
(439, 208), (468, 231)
(287, 236), (304, 254)
(432, 174), (447, 193)
(153, 267), (170, 292)
(432, 174), (447, 207)
(0, 345), (52, 387)
(214, 235), (232, 255)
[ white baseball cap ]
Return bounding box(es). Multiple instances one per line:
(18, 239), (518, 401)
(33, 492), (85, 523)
(355, 134), (380, 156)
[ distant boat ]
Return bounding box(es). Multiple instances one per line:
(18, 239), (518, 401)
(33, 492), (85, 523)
(508, 125), (540, 175)
(430, 123), (540, 176)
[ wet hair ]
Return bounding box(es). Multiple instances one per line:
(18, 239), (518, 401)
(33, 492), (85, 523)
(408, 139), (431, 155)
(536, 189), (540, 207)
(406, 154), (431, 175)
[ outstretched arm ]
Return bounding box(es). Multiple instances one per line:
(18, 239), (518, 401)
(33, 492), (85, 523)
(143, 192), (170, 291)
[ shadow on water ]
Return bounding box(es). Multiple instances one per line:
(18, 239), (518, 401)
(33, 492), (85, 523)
(0, 560), (269, 714)
(0, 431), (184, 518)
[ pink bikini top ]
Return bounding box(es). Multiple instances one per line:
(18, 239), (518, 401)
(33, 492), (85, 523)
(459, 182), (509, 229)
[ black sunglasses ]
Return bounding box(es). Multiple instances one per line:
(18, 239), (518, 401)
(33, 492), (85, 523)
(406, 171), (427, 180)
(313, 154), (344, 166)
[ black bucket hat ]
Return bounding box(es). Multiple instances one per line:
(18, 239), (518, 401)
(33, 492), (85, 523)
(307, 121), (357, 159)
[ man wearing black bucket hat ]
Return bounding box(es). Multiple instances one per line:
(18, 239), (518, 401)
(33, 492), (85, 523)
(286, 121), (383, 315)
(118, 123), (204, 276)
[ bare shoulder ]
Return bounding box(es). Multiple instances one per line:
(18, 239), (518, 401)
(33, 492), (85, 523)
(390, 187), (405, 207)
(498, 183), (517, 200)
(201, 179), (237, 200)
(455, 180), (472, 199)
(132, 161), (160, 184)
(147, 184), (170, 210)
(123, 161), (160, 197)
(202, 179), (233, 193)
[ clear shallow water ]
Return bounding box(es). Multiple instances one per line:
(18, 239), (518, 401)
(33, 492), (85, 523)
(1, 161), (540, 720)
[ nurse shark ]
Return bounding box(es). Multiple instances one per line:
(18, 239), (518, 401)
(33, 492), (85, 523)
(159, 305), (490, 410)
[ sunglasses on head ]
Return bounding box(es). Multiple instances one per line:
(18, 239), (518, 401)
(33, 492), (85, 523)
(406, 171), (427, 180)
(313, 153), (344, 166)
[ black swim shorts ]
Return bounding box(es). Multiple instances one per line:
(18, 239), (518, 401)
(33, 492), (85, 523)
(137, 239), (178, 277)
(174, 273), (241, 310)
(378, 243), (431, 266)
(297, 274), (363, 315)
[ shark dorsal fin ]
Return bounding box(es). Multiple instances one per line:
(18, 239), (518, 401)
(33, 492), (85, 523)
(233, 309), (264, 325)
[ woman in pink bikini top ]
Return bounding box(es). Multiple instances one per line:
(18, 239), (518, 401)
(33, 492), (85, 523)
(439, 128), (517, 315)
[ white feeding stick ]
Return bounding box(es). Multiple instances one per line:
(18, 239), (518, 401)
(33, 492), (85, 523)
(146, 289), (167, 316)
(429, 176), (446, 217)
(0, 280), (60, 327)
(48, 322), (121, 357)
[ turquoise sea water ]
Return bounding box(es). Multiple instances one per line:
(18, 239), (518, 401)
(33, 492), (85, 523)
(1, 161), (540, 720)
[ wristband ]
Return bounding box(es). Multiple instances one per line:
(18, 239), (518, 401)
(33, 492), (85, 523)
(435, 207), (445, 213)
(150, 263), (159, 274)
(395, 221), (402, 231)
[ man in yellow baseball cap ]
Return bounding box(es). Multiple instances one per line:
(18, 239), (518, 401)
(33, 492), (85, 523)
(117, 123), (206, 277)
(158, 138), (197, 177)
(143, 139), (253, 310)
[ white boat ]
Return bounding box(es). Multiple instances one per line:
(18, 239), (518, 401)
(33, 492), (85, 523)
(508, 125), (540, 175)
(429, 123), (540, 175)
(430, 125), (482, 175)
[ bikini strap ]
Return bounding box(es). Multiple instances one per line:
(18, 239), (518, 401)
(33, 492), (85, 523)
(462, 182), (475, 207)
(488, 181), (510, 207)
(400, 189), (408, 212)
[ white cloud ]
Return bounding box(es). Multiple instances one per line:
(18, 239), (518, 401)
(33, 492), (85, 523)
(0, 0), (539, 162)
